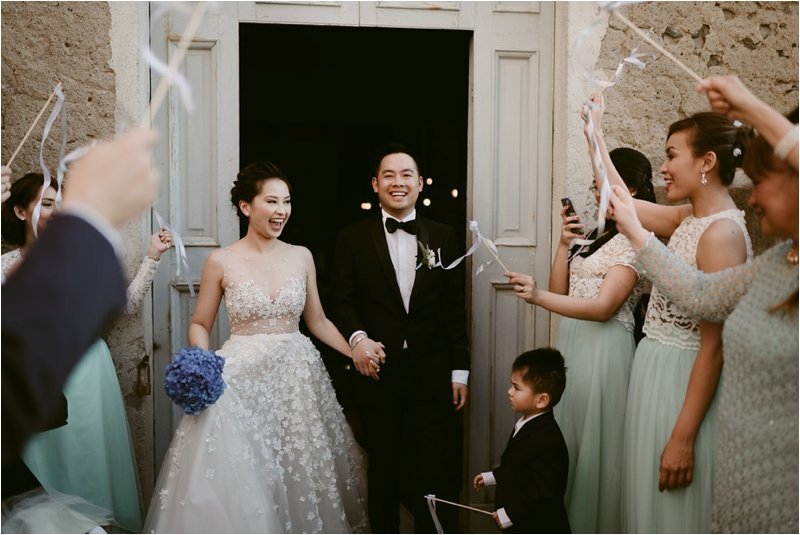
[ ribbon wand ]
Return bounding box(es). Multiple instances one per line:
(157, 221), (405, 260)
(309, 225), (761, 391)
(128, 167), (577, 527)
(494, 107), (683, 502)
(5, 82), (62, 168)
(611, 10), (703, 83)
(140, 1), (208, 127)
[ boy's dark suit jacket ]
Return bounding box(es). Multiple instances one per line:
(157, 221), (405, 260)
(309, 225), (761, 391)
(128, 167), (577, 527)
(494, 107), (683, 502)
(328, 214), (468, 532)
(494, 410), (571, 534)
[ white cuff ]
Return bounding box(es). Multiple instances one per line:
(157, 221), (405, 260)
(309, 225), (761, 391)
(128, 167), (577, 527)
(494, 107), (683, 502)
(774, 124), (800, 161)
(481, 471), (496, 486)
(496, 507), (512, 528)
(348, 330), (366, 346)
(451, 370), (469, 385)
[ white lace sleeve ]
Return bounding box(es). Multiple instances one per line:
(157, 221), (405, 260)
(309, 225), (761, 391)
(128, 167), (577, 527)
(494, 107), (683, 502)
(605, 233), (639, 275)
(635, 235), (757, 323)
(125, 257), (160, 315)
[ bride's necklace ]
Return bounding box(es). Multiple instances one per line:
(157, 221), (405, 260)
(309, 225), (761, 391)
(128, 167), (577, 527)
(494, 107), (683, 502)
(786, 245), (798, 265)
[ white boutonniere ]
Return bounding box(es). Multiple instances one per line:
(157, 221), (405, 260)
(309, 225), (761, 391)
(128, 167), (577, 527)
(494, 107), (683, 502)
(417, 241), (442, 270)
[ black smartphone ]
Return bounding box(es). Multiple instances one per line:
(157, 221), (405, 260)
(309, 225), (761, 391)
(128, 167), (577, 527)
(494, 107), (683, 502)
(560, 197), (583, 234)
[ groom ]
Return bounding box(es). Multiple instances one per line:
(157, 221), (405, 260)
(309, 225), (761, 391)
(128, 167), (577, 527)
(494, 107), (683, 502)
(329, 144), (469, 533)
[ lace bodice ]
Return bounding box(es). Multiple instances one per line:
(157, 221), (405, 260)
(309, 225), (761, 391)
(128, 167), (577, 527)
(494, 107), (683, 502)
(1, 249), (22, 278)
(220, 247), (307, 335)
(642, 209), (752, 350)
(569, 233), (642, 332)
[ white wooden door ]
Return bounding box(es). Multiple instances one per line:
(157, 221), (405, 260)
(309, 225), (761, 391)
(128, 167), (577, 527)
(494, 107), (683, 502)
(150, 3), (555, 526)
(150, 2), (240, 472)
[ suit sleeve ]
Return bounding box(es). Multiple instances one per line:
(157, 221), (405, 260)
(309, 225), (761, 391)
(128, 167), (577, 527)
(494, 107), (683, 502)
(327, 228), (365, 339)
(440, 227), (470, 372)
(2, 215), (126, 461)
(493, 438), (567, 527)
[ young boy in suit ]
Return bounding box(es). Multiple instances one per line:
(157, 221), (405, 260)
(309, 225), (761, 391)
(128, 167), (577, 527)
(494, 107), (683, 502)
(473, 347), (570, 533)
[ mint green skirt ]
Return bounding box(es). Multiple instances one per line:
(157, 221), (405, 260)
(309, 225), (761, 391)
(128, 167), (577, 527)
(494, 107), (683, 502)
(621, 336), (716, 533)
(22, 340), (142, 532)
(554, 317), (635, 533)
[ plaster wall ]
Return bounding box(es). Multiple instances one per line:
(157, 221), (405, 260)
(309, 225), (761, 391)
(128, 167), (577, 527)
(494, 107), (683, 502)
(555, 1), (799, 257)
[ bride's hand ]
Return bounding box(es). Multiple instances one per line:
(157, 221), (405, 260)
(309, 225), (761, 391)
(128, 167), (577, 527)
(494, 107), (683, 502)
(351, 338), (384, 381)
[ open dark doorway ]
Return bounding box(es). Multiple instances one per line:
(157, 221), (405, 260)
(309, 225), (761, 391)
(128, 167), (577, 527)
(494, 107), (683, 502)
(239, 23), (471, 418)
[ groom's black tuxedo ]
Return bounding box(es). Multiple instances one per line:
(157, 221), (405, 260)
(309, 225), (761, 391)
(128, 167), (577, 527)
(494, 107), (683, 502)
(493, 411), (570, 534)
(329, 214), (469, 533)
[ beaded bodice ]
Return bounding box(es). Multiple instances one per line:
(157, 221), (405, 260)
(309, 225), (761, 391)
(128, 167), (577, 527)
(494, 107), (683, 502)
(220, 247), (307, 335)
(569, 233), (642, 332)
(642, 209), (752, 350)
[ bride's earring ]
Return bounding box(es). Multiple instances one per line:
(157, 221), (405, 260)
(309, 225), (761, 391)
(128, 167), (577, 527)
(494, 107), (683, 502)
(701, 171), (708, 186)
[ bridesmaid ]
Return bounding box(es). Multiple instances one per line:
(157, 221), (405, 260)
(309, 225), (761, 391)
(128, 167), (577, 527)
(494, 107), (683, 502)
(506, 146), (655, 533)
(586, 93), (752, 533)
(1, 172), (172, 533)
(608, 77), (798, 533)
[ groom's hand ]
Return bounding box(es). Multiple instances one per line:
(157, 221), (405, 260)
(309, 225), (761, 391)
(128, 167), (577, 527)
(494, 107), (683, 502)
(352, 338), (385, 381)
(452, 383), (468, 411)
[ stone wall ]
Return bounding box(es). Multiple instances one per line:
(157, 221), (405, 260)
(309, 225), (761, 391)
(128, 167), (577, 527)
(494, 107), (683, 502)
(1, 0), (154, 509)
(561, 1), (799, 255)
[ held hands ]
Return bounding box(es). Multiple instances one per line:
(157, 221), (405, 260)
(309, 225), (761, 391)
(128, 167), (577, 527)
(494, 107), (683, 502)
(659, 436), (695, 491)
(351, 337), (386, 381)
(472, 473), (485, 490)
(146, 228), (173, 260)
(559, 204), (584, 246)
(504, 272), (537, 305)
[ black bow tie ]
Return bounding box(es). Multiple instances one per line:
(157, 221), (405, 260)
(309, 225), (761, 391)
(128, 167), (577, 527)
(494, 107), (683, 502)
(385, 217), (418, 235)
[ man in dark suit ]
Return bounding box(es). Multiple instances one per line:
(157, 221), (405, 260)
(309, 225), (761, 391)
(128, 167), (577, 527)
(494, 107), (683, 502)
(329, 144), (469, 533)
(2, 128), (157, 469)
(473, 348), (570, 534)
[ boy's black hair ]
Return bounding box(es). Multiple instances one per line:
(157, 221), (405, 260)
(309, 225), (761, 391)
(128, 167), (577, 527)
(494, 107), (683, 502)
(512, 347), (567, 408)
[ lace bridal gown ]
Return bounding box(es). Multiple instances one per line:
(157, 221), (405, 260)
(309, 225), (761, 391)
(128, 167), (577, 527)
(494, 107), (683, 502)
(144, 248), (368, 533)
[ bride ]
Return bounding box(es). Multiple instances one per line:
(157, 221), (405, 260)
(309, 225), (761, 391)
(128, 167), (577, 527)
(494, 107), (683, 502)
(144, 161), (372, 533)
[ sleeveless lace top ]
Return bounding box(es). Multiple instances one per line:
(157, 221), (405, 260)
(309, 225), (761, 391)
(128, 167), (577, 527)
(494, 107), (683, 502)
(569, 233), (643, 332)
(642, 209), (752, 350)
(220, 247), (307, 336)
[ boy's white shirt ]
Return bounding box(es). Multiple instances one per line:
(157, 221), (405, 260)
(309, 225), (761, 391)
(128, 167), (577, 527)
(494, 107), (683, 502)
(481, 411), (548, 528)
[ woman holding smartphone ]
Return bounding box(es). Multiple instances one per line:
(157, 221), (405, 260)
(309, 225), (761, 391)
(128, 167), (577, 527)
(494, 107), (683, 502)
(506, 146), (655, 533)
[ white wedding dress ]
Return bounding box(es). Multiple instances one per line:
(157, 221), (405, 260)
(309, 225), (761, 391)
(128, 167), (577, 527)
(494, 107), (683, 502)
(144, 247), (368, 533)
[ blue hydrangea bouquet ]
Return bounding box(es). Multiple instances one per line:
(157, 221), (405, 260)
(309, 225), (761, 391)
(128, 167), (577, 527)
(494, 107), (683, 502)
(164, 346), (226, 415)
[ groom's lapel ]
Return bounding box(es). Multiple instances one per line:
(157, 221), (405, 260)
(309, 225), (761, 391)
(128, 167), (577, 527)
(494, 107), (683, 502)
(370, 219), (406, 311)
(408, 219), (429, 311)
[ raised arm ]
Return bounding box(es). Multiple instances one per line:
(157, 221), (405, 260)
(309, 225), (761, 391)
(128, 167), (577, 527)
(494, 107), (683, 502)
(548, 204), (584, 295)
(585, 93), (691, 238)
(188, 251), (224, 351)
(698, 76), (797, 172)
(125, 229), (172, 315)
(609, 184), (756, 322)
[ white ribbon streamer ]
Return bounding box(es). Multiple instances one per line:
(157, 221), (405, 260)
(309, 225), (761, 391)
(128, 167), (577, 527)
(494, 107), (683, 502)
(154, 208), (194, 297)
(425, 495), (445, 534)
(143, 47), (195, 112)
(415, 220), (508, 274)
(32, 83), (66, 239)
(576, 99), (613, 246)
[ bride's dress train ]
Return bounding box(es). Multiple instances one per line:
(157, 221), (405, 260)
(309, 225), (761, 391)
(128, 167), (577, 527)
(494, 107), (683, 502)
(144, 248), (368, 533)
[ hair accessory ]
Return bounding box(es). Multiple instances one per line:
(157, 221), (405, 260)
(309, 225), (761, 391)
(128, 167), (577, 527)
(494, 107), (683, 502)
(732, 147), (742, 158)
(701, 171), (708, 186)
(774, 125), (799, 162)
(733, 120), (743, 128)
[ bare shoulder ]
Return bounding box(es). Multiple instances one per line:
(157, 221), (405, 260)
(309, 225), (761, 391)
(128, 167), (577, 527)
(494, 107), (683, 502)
(697, 216), (748, 270)
(699, 216), (746, 248)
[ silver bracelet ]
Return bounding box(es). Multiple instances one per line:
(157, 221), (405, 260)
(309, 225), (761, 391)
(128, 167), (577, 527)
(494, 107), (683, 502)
(350, 333), (368, 350)
(774, 125), (799, 161)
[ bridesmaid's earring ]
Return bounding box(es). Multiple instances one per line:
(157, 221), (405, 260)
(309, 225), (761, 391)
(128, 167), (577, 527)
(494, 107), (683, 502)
(700, 171), (708, 186)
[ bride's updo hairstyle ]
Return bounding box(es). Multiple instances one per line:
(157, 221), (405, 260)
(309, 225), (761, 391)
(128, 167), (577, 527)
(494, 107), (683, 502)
(230, 160), (292, 221)
(666, 112), (752, 186)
